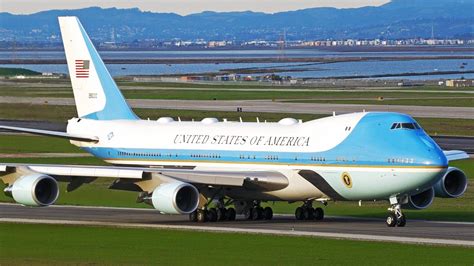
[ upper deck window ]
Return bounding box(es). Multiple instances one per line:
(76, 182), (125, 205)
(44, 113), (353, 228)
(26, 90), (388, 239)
(390, 122), (420, 130)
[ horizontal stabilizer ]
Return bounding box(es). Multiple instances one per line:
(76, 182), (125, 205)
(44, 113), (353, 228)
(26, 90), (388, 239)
(443, 150), (469, 161)
(0, 125), (98, 143)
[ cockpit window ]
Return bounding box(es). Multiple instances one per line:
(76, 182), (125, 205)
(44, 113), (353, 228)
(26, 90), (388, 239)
(401, 123), (415, 129)
(390, 122), (420, 130)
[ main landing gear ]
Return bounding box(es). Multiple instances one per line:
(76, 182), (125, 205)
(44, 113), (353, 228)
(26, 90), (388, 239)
(386, 198), (406, 227)
(243, 202), (273, 221)
(295, 201), (324, 221)
(189, 200), (274, 223)
(189, 207), (237, 223)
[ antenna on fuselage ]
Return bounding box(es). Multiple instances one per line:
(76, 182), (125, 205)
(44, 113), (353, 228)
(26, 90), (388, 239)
(239, 117), (243, 123)
(256, 117), (260, 123)
(178, 117), (181, 122)
(333, 111), (336, 117)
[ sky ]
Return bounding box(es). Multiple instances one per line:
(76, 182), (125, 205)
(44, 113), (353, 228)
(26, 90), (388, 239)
(1, 0), (391, 15)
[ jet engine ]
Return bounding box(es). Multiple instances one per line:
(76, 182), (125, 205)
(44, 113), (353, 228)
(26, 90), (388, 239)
(151, 182), (199, 214)
(403, 187), (435, 210)
(434, 167), (467, 198)
(4, 174), (59, 206)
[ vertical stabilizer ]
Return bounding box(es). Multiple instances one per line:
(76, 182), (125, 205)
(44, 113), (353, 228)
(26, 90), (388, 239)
(58, 16), (137, 120)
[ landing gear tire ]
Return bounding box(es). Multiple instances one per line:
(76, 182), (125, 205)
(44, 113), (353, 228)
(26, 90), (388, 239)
(263, 207), (273, 220)
(226, 207), (236, 221)
(244, 208), (253, 220)
(397, 215), (407, 227)
(216, 208), (227, 221)
(304, 207), (315, 220)
(197, 209), (207, 223)
(314, 207), (324, 221)
(189, 211), (198, 222)
(386, 213), (397, 227)
(295, 207), (304, 220)
(252, 207), (263, 220)
(207, 208), (218, 222)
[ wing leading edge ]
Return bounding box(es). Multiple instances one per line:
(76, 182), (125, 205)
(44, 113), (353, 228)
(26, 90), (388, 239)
(0, 163), (289, 191)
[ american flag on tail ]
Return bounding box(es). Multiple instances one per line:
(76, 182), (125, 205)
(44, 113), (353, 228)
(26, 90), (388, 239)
(75, 59), (90, 78)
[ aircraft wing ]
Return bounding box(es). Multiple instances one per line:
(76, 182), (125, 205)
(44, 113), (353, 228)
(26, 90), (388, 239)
(443, 150), (470, 162)
(0, 163), (289, 192)
(0, 125), (98, 143)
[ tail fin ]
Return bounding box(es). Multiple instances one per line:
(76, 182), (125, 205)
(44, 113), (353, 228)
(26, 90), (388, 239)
(58, 16), (137, 120)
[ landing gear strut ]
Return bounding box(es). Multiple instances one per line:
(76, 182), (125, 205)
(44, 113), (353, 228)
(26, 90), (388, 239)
(386, 198), (406, 227)
(295, 201), (324, 221)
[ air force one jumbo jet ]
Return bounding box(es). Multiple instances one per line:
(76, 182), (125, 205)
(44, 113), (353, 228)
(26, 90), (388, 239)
(0, 17), (469, 227)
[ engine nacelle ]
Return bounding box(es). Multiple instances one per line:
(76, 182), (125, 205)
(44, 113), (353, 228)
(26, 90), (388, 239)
(151, 182), (199, 214)
(5, 174), (59, 206)
(403, 187), (435, 210)
(434, 167), (467, 198)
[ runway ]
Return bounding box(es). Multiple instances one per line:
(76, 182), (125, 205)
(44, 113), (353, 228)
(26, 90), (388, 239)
(1, 204), (473, 247)
(1, 96), (473, 119)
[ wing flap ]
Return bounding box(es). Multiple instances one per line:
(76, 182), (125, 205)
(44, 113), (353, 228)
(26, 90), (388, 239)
(157, 170), (288, 189)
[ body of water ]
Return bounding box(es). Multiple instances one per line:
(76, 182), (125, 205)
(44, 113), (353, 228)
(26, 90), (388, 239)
(1, 49), (473, 80)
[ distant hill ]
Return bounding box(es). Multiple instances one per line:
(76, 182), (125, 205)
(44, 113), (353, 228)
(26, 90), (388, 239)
(1, 0), (473, 43)
(0, 67), (41, 76)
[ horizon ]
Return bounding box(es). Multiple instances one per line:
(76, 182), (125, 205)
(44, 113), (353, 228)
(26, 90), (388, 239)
(2, 0), (390, 15)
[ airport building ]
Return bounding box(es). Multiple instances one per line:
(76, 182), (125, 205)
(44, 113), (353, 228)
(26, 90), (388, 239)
(445, 79), (474, 87)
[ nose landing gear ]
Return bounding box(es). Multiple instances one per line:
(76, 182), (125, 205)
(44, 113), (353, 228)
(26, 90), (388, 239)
(386, 200), (406, 227)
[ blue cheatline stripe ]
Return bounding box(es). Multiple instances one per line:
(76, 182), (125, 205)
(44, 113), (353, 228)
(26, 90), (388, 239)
(82, 146), (445, 168)
(77, 18), (138, 121)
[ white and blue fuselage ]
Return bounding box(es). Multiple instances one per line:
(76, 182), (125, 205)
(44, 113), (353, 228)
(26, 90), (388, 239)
(68, 111), (447, 202)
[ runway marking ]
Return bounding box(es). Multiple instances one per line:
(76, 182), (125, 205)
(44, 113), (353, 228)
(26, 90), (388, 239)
(1, 218), (473, 247)
(1, 203), (472, 226)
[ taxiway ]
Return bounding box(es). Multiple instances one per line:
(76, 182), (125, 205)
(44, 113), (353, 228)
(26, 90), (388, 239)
(1, 96), (473, 119)
(1, 204), (473, 247)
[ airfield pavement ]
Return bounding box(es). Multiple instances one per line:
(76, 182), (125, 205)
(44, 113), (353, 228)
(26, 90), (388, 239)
(1, 203), (473, 247)
(1, 96), (473, 119)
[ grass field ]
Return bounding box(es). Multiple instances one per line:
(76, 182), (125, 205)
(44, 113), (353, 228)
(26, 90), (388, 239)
(0, 223), (472, 265)
(0, 135), (83, 154)
(1, 81), (473, 107)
